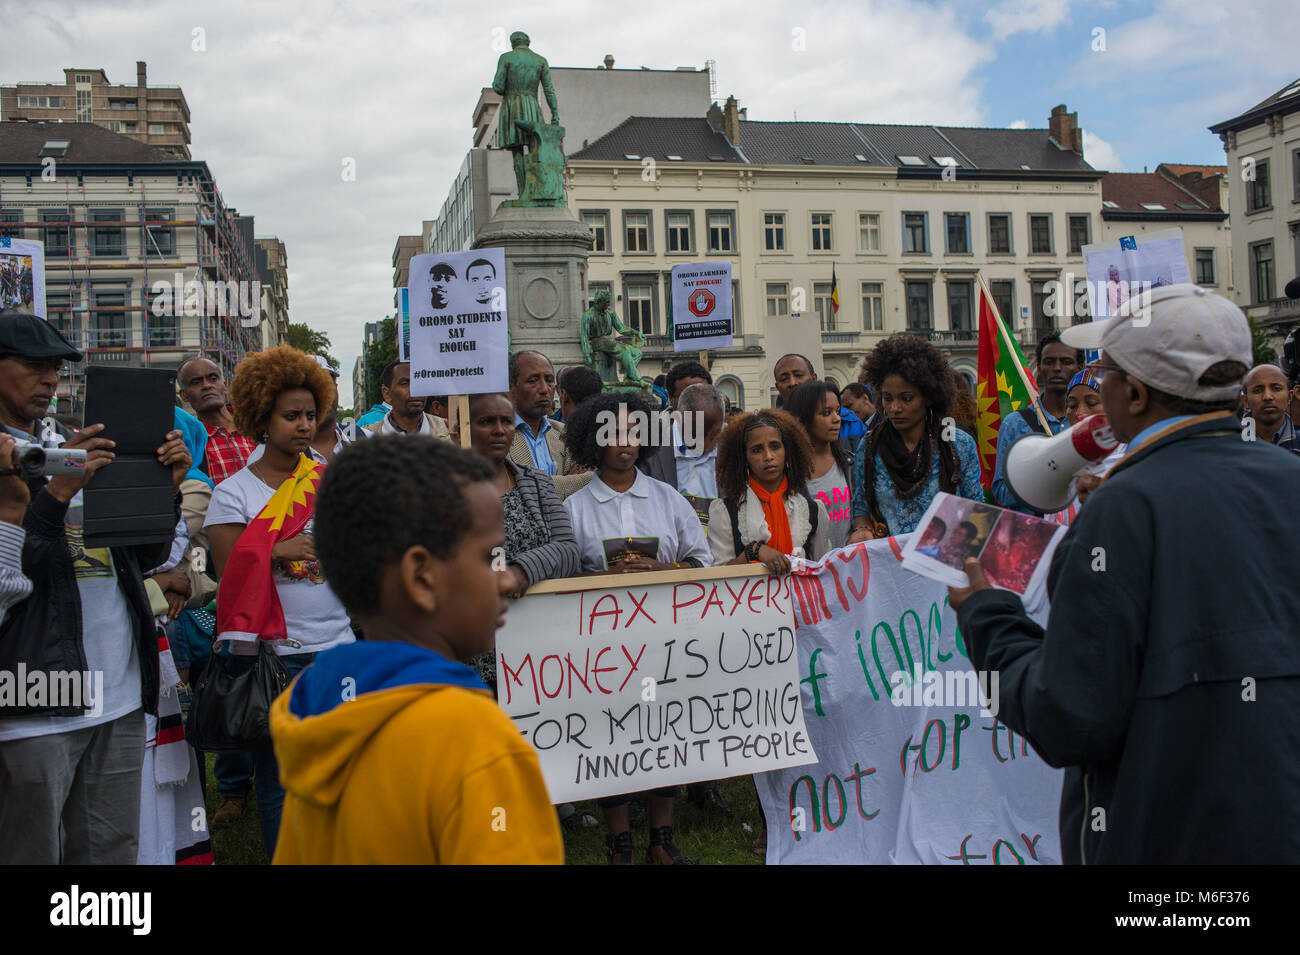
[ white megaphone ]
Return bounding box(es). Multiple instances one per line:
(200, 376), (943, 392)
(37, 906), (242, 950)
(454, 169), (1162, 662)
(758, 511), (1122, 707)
(1005, 414), (1118, 513)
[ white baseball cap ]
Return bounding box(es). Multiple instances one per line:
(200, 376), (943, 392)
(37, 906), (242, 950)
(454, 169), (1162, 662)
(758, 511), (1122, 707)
(311, 354), (339, 378)
(1061, 284), (1251, 402)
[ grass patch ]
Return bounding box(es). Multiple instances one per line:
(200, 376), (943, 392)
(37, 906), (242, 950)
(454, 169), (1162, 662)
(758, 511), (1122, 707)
(204, 755), (765, 865)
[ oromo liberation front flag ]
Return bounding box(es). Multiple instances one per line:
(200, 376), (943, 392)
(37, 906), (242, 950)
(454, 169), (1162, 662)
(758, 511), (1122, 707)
(975, 275), (1045, 493)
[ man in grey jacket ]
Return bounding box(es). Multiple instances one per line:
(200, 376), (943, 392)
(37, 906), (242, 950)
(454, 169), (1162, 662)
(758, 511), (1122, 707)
(950, 285), (1300, 863)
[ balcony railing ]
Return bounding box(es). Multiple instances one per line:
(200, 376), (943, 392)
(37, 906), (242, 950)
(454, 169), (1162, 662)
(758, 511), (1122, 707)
(821, 331), (861, 344)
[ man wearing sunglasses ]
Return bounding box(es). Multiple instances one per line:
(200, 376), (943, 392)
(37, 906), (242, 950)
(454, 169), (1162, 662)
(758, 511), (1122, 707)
(0, 312), (191, 865)
(949, 285), (1300, 864)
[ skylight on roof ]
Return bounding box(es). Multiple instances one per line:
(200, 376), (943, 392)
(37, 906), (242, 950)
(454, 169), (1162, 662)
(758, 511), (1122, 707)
(932, 156), (957, 167)
(854, 154), (868, 162)
(666, 154), (683, 161)
(800, 156), (815, 164)
(1279, 82), (1300, 99)
(1102, 200), (1119, 209)
(1020, 164), (1031, 170)
(1176, 201), (1201, 210)
(39, 139), (70, 157)
(623, 153), (641, 161)
(706, 154), (725, 161)
(897, 155), (925, 166)
(1141, 203), (1166, 211)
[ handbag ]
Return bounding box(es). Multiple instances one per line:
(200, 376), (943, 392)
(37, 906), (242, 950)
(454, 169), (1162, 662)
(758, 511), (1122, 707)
(185, 639), (290, 753)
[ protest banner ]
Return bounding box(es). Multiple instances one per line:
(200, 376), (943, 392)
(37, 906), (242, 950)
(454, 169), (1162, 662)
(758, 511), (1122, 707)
(407, 247), (508, 396)
(496, 565), (819, 803)
(397, 286), (410, 362)
(0, 237), (46, 317)
(671, 262), (733, 352)
(757, 538), (1064, 864)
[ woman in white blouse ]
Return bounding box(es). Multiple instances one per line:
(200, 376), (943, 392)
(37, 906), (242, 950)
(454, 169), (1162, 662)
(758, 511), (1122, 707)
(561, 391), (710, 865)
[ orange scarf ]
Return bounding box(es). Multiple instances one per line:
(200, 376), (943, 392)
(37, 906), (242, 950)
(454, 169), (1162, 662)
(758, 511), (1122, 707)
(749, 476), (793, 555)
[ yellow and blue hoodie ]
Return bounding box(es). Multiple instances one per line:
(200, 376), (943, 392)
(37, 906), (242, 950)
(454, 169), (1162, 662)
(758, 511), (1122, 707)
(270, 640), (563, 864)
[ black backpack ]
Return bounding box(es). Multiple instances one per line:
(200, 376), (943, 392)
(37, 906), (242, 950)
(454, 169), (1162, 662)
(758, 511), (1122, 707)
(724, 488), (820, 558)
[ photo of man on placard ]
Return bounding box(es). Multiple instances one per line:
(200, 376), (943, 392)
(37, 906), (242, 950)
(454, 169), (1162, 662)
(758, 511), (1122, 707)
(467, 258), (498, 307)
(429, 262), (457, 310)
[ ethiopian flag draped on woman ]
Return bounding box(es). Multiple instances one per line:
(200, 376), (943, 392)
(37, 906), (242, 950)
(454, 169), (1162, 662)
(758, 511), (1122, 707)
(975, 275), (1048, 495)
(216, 454), (323, 645)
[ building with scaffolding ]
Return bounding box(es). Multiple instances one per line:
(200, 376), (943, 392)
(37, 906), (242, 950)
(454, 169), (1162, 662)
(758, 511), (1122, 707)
(0, 121), (262, 415)
(1, 61), (192, 159)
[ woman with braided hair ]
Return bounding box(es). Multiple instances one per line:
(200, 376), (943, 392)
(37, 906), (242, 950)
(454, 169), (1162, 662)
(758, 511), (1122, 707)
(847, 334), (983, 541)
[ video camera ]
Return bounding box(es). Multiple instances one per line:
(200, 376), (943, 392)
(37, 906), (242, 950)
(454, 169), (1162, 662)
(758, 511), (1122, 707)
(9, 439), (87, 479)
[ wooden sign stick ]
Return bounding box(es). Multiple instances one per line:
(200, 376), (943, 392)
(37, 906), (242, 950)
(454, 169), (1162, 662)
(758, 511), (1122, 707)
(454, 395), (471, 448)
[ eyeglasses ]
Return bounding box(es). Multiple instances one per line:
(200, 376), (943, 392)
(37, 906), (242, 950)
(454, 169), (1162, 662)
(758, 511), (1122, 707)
(0, 355), (68, 375)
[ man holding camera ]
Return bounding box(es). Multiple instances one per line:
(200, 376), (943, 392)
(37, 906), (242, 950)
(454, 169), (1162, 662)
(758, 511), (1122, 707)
(0, 313), (191, 864)
(949, 285), (1300, 864)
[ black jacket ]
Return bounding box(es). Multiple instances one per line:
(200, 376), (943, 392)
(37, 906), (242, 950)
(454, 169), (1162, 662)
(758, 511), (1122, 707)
(958, 412), (1300, 864)
(0, 477), (175, 719)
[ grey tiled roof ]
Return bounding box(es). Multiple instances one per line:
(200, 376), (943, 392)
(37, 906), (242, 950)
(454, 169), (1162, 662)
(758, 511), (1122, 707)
(571, 116), (1099, 174)
(937, 127), (1097, 172)
(568, 117), (742, 163)
(0, 121), (181, 164)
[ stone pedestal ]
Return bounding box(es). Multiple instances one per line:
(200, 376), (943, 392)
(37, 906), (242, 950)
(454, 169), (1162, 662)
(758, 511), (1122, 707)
(473, 205), (592, 367)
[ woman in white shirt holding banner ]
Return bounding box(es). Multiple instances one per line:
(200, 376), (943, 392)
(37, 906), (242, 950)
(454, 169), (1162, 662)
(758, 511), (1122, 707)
(561, 390), (710, 864)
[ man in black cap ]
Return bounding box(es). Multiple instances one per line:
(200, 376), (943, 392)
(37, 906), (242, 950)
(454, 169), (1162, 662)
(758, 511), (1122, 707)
(0, 312), (193, 864)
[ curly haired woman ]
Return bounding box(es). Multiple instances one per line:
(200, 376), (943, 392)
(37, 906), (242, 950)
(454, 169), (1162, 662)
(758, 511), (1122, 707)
(848, 334), (983, 541)
(203, 345), (355, 857)
(706, 409), (830, 572)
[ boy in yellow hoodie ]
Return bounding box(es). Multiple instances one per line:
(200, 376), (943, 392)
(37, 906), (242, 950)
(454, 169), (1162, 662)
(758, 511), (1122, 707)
(269, 437), (563, 864)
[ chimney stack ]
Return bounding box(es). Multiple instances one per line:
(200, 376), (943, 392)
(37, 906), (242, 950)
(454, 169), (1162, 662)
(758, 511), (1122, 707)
(1049, 104), (1083, 155)
(723, 95), (741, 145)
(603, 54), (614, 69)
(137, 60), (146, 88)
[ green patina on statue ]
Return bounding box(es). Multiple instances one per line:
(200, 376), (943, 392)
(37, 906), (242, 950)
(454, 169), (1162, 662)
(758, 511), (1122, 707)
(493, 32), (566, 207)
(581, 290), (650, 389)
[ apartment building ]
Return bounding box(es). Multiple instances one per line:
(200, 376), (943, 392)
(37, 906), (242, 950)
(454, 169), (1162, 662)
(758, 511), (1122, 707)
(567, 102), (1103, 408)
(0, 122), (260, 412)
(1210, 77), (1300, 344)
(255, 237), (290, 348)
(1, 61), (192, 159)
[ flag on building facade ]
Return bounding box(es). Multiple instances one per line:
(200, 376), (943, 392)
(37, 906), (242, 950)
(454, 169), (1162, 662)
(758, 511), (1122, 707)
(831, 265), (840, 316)
(975, 274), (1047, 493)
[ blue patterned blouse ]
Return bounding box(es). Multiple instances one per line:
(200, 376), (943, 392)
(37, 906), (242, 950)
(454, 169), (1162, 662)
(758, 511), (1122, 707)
(850, 429), (984, 535)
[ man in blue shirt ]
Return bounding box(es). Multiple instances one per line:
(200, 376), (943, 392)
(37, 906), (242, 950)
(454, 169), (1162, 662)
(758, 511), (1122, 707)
(992, 332), (1082, 513)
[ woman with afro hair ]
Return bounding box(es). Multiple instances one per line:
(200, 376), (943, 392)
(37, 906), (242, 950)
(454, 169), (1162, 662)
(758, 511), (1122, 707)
(707, 409), (831, 573)
(203, 345), (355, 857)
(847, 334), (983, 541)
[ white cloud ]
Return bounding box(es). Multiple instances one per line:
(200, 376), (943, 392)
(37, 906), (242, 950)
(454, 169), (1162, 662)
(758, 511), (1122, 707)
(1007, 118), (1029, 128)
(984, 0), (1073, 41)
(1082, 129), (1123, 172)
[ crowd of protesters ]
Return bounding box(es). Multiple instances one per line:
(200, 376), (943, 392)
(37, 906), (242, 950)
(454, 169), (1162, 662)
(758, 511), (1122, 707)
(2, 282), (1298, 865)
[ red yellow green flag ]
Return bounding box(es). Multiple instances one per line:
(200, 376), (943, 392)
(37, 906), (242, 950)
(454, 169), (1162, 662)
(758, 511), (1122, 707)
(975, 275), (1046, 493)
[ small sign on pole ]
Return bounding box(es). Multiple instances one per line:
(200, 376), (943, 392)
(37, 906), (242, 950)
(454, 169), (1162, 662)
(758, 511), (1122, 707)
(671, 262), (733, 352)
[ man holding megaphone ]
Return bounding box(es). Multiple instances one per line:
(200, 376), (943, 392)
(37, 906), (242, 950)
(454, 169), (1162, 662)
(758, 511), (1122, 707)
(948, 284), (1300, 864)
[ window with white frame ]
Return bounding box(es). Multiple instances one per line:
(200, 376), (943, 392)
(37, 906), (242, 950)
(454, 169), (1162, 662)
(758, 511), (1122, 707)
(666, 211), (692, 253)
(814, 282), (835, 332)
(858, 213), (880, 252)
(707, 211), (734, 252)
(765, 282), (789, 317)
(861, 282), (883, 331)
(764, 213), (785, 251)
(811, 213), (832, 251)
(582, 211), (608, 252)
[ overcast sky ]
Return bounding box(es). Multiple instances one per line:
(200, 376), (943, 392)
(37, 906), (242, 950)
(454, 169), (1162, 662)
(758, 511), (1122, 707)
(2, 0), (1294, 403)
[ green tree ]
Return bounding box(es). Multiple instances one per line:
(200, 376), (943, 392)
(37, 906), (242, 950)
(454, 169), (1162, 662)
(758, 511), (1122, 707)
(363, 317), (398, 409)
(286, 323), (339, 370)
(1248, 315), (1277, 367)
